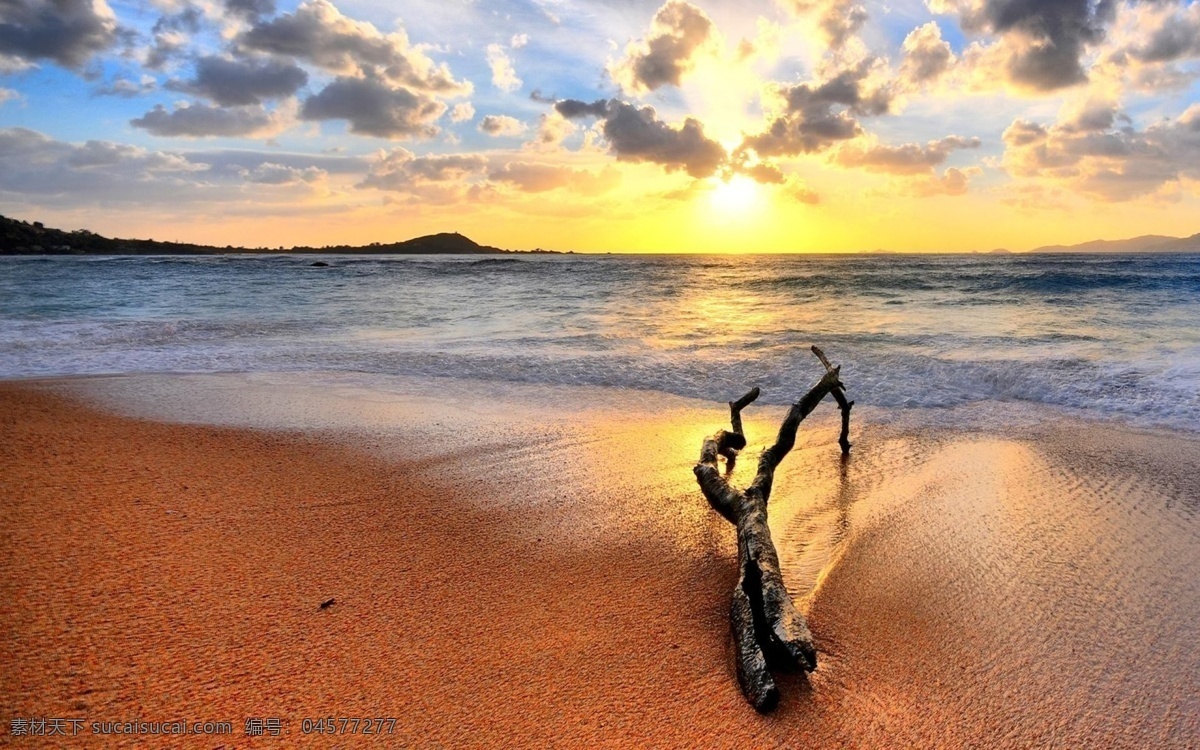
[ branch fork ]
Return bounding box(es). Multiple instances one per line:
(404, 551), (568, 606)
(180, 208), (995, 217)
(693, 346), (853, 712)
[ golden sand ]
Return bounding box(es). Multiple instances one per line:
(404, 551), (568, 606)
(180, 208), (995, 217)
(2, 380), (1198, 747)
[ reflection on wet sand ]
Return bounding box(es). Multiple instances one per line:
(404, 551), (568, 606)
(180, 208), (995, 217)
(7, 373), (1199, 747)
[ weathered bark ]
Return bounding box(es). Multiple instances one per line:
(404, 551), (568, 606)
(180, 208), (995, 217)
(693, 348), (852, 712)
(811, 345), (853, 455)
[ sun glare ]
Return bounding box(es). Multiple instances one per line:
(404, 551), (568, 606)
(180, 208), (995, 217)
(710, 175), (761, 215)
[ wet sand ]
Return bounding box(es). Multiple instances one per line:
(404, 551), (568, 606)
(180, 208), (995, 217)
(2, 378), (1199, 747)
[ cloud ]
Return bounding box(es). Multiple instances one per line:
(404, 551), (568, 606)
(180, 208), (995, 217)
(526, 112), (576, 150)
(900, 21), (955, 87)
(930, 0), (1117, 92)
(739, 57), (893, 157)
(145, 6), (203, 70)
(131, 102), (290, 138)
(0, 127), (364, 211)
(834, 135), (981, 174)
(167, 56), (307, 106)
(554, 98), (725, 178)
(609, 0), (718, 93)
(0, 86), (21, 105)
(911, 166), (979, 196)
(1058, 97), (1122, 132)
(778, 0), (868, 50)
(511, 33), (528, 49)
(223, 0), (275, 22)
(300, 76), (445, 139)
(554, 98), (610, 119)
(237, 162), (326, 185)
(94, 75), (157, 98)
(740, 161), (786, 184)
(358, 147), (488, 203)
(1094, 1), (1200, 94)
(1002, 103), (1200, 201)
(0, 0), (119, 70)
(736, 17), (782, 63)
(479, 115), (526, 137)
(488, 162), (620, 194)
(450, 102), (475, 122)
(787, 177), (821, 204)
(0, 126), (212, 205)
(1121, 1), (1200, 64)
(486, 43), (521, 92)
(239, 0), (468, 94)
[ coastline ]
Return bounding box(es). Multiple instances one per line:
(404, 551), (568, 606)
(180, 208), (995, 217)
(3, 376), (1199, 747)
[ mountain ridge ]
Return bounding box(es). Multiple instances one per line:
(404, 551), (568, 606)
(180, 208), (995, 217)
(0, 214), (559, 255)
(4, 213), (1199, 255)
(1029, 233), (1200, 254)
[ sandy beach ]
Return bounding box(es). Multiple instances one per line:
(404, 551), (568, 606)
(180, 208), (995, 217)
(3, 376), (1200, 748)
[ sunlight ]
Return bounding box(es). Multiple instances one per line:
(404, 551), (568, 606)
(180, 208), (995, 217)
(685, 55), (764, 146)
(709, 174), (761, 215)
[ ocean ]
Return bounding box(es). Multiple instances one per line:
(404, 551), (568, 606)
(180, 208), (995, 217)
(2, 252), (1198, 432)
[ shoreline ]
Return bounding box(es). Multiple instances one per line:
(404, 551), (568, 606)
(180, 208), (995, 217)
(3, 376), (1199, 747)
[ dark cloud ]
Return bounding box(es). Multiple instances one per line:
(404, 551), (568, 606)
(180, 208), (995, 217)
(238, 0), (468, 94)
(611, 0), (716, 92)
(224, 0), (275, 22)
(835, 136), (981, 174)
(300, 76), (444, 139)
(0, 0), (119, 70)
(1106, 1), (1200, 67)
(1059, 98), (1122, 132)
(145, 6), (203, 70)
(779, 0), (868, 49)
(1002, 104), (1200, 200)
(130, 102), (287, 138)
(168, 56), (307, 106)
(1133, 12), (1200, 62)
(554, 98), (609, 119)
(554, 98), (725, 178)
(933, 0), (1119, 91)
(739, 58), (892, 157)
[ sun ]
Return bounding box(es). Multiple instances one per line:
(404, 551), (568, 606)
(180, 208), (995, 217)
(709, 174), (761, 215)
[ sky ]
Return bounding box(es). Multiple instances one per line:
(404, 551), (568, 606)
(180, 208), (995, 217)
(1, 0), (1200, 252)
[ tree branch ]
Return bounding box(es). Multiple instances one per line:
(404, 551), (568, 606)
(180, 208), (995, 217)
(692, 348), (853, 711)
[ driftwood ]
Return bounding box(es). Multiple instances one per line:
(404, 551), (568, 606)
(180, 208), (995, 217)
(693, 346), (853, 712)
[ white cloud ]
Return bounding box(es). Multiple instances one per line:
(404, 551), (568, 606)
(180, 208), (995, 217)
(450, 102), (475, 122)
(486, 43), (522, 92)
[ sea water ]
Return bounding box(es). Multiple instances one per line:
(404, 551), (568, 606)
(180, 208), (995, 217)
(1, 253), (1198, 431)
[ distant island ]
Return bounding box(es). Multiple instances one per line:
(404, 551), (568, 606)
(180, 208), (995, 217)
(1029, 233), (1200, 254)
(0, 214), (561, 256)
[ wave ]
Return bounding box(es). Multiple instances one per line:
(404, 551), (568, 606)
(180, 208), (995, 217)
(2, 253), (1198, 432)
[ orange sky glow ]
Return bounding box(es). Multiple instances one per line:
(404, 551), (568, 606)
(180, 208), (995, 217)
(2, 0), (1199, 252)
